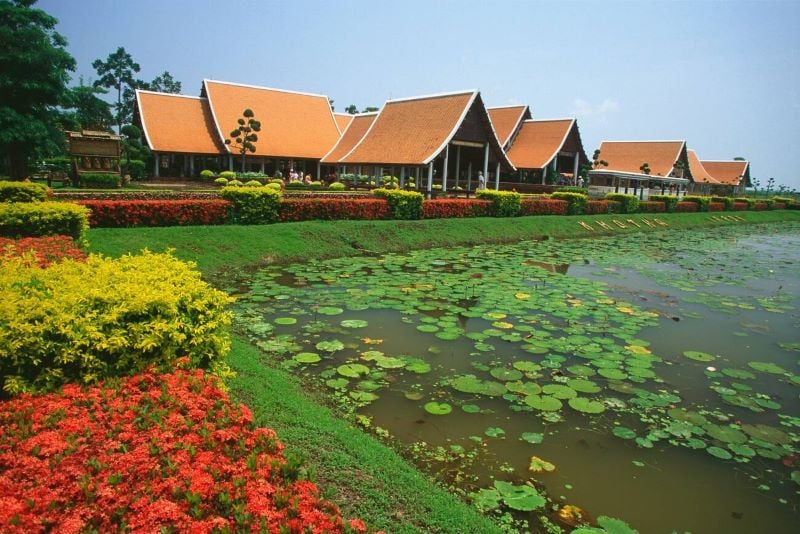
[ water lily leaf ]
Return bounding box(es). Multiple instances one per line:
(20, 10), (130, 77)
(424, 402), (452, 415)
(704, 423), (747, 444)
(293, 352), (321, 363)
(490, 367), (524, 381)
(374, 356), (406, 369)
(416, 324), (439, 333)
(598, 368), (628, 380)
(462, 403), (481, 413)
(274, 317), (297, 325)
(707, 446), (733, 460)
(683, 350), (715, 362)
(566, 378), (601, 393)
(506, 381), (542, 396)
(404, 391), (424, 401)
(470, 488), (501, 511)
(325, 378), (349, 389)
(528, 455), (556, 473)
(513, 360), (541, 372)
(492, 480), (546, 511)
(403, 358), (432, 374)
(721, 368), (756, 380)
(341, 319), (368, 328)
(728, 443), (756, 457)
(451, 375), (507, 396)
(596, 515), (639, 534)
(612, 426), (637, 440)
(520, 432), (544, 444)
(740, 423), (791, 444)
(747, 361), (786, 374)
(524, 394), (562, 412)
(317, 306), (344, 315)
(337, 363), (370, 378)
(542, 384), (577, 399)
(349, 390), (379, 402)
(485, 426), (506, 438)
(568, 397), (606, 414)
(315, 339), (344, 352)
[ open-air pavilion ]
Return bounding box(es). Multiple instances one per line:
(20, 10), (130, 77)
(686, 149), (721, 195)
(588, 140), (691, 199)
(700, 159), (751, 196)
(504, 118), (588, 186)
(487, 105), (531, 150)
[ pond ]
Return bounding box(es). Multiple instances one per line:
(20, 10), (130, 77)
(234, 222), (800, 533)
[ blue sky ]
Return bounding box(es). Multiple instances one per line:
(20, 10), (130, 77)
(40, 0), (800, 190)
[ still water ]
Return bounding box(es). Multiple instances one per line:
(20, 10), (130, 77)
(235, 222), (799, 533)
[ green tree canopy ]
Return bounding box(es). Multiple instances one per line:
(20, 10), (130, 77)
(0, 0), (76, 179)
(92, 46), (140, 133)
(224, 108), (261, 172)
(62, 82), (113, 131)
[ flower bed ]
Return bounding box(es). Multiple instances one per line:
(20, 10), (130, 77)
(75, 200), (232, 227)
(0, 236), (86, 267)
(519, 198), (568, 216)
(0, 367), (366, 532)
(708, 202), (725, 212)
(637, 201), (666, 213)
(279, 198), (390, 222)
(422, 199), (492, 218)
(753, 202), (769, 211)
(732, 202), (749, 211)
(774, 202), (786, 210)
(585, 200), (621, 215)
(675, 201), (699, 212)
(55, 191), (219, 201)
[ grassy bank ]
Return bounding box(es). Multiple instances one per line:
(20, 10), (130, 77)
(87, 210), (800, 275)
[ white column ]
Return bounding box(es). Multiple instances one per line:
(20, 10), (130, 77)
(455, 145), (461, 189)
(483, 143), (489, 183)
(467, 162), (473, 190)
(316, 162), (321, 180)
(495, 162), (500, 190)
(228, 155), (233, 171)
(415, 167), (420, 184)
(154, 152), (159, 178)
(189, 155), (195, 177)
(573, 153), (579, 183)
(427, 162), (434, 193)
(260, 159), (265, 173)
(442, 144), (449, 192)
(400, 167), (406, 188)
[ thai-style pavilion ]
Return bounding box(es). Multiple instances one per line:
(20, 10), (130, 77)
(333, 113), (354, 133)
(588, 140), (691, 199)
(325, 90), (514, 191)
(487, 105), (531, 149)
(504, 119), (588, 185)
(320, 112), (378, 171)
(700, 159), (751, 196)
(686, 149), (721, 195)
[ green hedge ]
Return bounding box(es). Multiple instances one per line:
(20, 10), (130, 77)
(682, 196), (711, 212)
(710, 196), (734, 210)
(649, 194), (679, 213)
(475, 190), (521, 217)
(0, 251), (233, 395)
(122, 160), (146, 180)
(0, 181), (49, 203)
(604, 193), (639, 214)
(0, 201), (89, 243)
(219, 185), (282, 224)
(549, 191), (588, 215)
(373, 189), (423, 219)
(79, 173), (121, 188)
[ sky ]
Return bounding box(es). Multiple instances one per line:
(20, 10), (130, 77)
(39, 0), (800, 190)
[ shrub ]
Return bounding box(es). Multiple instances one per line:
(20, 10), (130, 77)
(244, 180), (263, 187)
(122, 159), (145, 180)
(0, 251), (233, 394)
(585, 200), (621, 214)
(75, 199), (232, 227)
(0, 236), (86, 267)
(0, 201), (89, 243)
(711, 196), (734, 210)
(732, 202), (749, 211)
(227, 179), (243, 187)
(214, 177), (229, 186)
(236, 172), (268, 183)
(373, 188), (423, 219)
(476, 190), (521, 217)
(558, 186), (588, 194)
(265, 183), (282, 192)
(219, 170), (236, 180)
(43, 156), (72, 173)
(200, 169), (216, 180)
(637, 201), (666, 213)
(604, 193), (639, 214)
(79, 173), (121, 188)
(0, 181), (49, 202)
(422, 199), (493, 218)
(55, 191), (219, 201)
(518, 198), (568, 216)
(681, 195), (711, 212)
(708, 202), (725, 212)
(220, 185), (282, 224)
(771, 196), (794, 206)
(328, 182), (346, 191)
(675, 201), (699, 212)
(549, 191), (587, 215)
(773, 202), (787, 210)
(734, 197), (755, 210)
(754, 200), (774, 211)
(648, 194), (679, 213)
(268, 178), (284, 185)
(286, 181), (324, 190)
(279, 198), (390, 222)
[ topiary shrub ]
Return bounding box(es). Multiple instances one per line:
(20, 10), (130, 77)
(265, 183), (282, 192)
(328, 182), (346, 191)
(373, 188), (423, 219)
(0, 181), (49, 202)
(122, 160), (145, 180)
(681, 196), (711, 212)
(549, 191), (588, 215)
(475, 190), (521, 217)
(710, 196), (734, 210)
(219, 171), (236, 180)
(648, 194), (679, 213)
(604, 193), (639, 214)
(214, 177), (229, 186)
(0, 201), (89, 243)
(219, 185), (282, 224)
(0, 251), (233, 395)
(226, 179), (243, 187)
(244, 180), (262, 187)
(734, 197), (755, 210)
(200, 169), (216, 180)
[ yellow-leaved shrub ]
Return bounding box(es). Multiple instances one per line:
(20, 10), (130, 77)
(0, 251), (233, 395)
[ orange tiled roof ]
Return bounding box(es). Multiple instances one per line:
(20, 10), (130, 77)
(506, 119), (575, 169)
(341, 91), (477, 165)
(487, 105), (530, 147)
(203, 80), (340, 159)
(136, 91), (224, 154)
(321, 113), (377, 164)
(700, 160), (749, 186)
(334, 113), (354, 133)
(686, 149), (719, 184)
(596, 140), (685, 177)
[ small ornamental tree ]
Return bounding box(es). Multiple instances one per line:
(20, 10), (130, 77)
(592, 149), (608, 169)
(225, 108), (261, 172)
(639, 162), (651, 175)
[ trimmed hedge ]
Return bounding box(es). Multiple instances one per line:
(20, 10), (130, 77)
(0, 181), (49, 203)
(585, 200), (621, 214)
(279, 198), (390, 222)
(55, 191), (219, 201)
(75, 199), (232, 227)
(681, 196), (711, 212)
(373, 188), (423, 219)
(734, 197), (755, 210)
(675, 201), (699, 212)
(711, 196), (734, 210)
(518, 199), (568, 216)
(754, 200), (774, 211)
(708, 202), (725, 212)
(732, 202), (749, 211)
(422, 199), (493, 219)
(476, 190), (521, 217)
(0, 201), (89, 243)
(637, 201), (667, 213)
(604, 193), (639, 214)
(79, 173), (121, 188)
(648, 194), (679, 213)
(0, 251), (233, 394)
(220, 186), (282, 224)
(549, 191), (587, 215)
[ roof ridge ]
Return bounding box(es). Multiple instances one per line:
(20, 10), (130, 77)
(599, 139), (686, 144)
(487, 104), (528, 110)
(202, 78), (330, 99)
(700, 159), (749, 163)
(423, 91), (480, 165)
(388, 89), (477, 104)
(135, 89), (205, 101)
(524, 117), (575, 123)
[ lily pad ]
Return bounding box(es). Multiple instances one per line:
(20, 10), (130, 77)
(612, 426), (637, 440)
(317, 306), (344, 315)
(315, 339), (345, 352)
(683, 350), (716, 362)
(274, 317), (297, 325)
(485, 426), (506, 438)
(293, 352), (321, 363)
(706, 446), (733, 460)
(337, 363), (370, 378)
(341, 319), (368, 328)
(747, 361), (786, 374)
(568, 397), (606, 414)
(528, 455), (556, 473)
(524, 395), (563, 412)
(424, 402), (452, 415)
(493, 480), (546, 511)
(490, 367), (524, 381)
(451, 375), (507, 396)
(520, 432), (544, 444)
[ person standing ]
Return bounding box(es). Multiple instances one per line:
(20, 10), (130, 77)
(477, 171), (486, 190)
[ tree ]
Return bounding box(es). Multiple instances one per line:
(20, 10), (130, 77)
(62, 82), (113, 131)
(344, 104), (358, 115)
(92, 47), (140, 133)
(118, 71), (181, 131)
(592, 149), (608, 169)
(766, 177), (775, 196)
(328, 98), (334, 111)
(224, 109), (261, 172)
(639, 162), (651, 175)
(362, 106), (379, 113)
(149, 71), (181, 94)
(120, 124), (148, 165)
(0, 0), (76, 179)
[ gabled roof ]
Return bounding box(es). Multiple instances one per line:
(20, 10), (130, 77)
(700, 160), (750, 186)
(687, 149), (720, 184)
(333, 113), (354, 133)
(135, 90), (224, 154)
(596, 140), (686, 177)
(487, 105), (530, 147)
(202, 79), (340, 159)
(506, 119), (582, 170)
(321, 113), (378, 164)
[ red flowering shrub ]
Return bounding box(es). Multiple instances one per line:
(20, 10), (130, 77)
(0, 236), (86, 267)
(585, 200), (621, 214)
(518, 199), (568, 216)
(422, 199), (492, 218)
(637, 201), (666, 213)
(675, 201), (699, 212)
(708, 202), (725, 212)
(732, 202), (749, 211)
(0, 368), (364, 533)
(75, 200), (232, 227)
(774, 202), (786, 210)
(56, 191), (220, 201)
(753, 202), (769, 211)
(279, 198), (390, 222)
